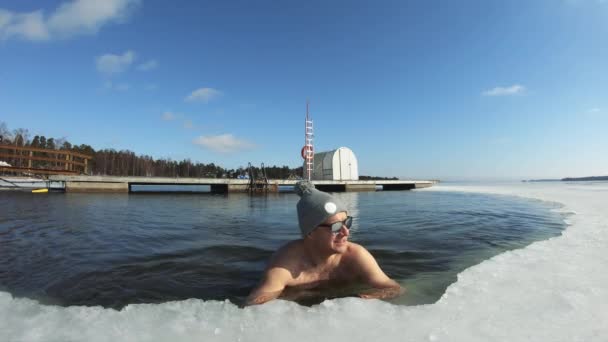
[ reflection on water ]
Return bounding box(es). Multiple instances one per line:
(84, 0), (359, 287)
(0, 190), (566, 308)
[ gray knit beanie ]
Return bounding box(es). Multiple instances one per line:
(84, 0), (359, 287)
(295, 181), (348, 237)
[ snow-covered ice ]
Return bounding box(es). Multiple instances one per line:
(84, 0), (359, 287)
(1, 182), (606, 342)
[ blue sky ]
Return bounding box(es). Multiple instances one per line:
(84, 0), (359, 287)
(1, 0), (607, 180)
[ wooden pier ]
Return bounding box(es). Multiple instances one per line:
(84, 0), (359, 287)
(0, 144), (92, 176)
(47, 175), (438, 193)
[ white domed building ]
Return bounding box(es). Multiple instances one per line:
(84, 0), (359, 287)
(310, 147), (359, 181)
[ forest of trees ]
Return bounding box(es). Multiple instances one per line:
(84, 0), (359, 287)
(0, 122), (303, 179)
(1, 122), (396, 179)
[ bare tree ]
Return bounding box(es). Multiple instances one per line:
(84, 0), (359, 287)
(0, 121), (12, 143)
(12, 128), (30, 146)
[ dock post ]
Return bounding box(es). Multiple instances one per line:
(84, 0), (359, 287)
(382, 183), (415, 191)
(210, 184), (229, 193)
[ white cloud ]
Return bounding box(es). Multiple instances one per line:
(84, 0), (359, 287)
(137, 59), (158, 71)
(193, 134), (254, 153)
(482, 84), (526, 96)
(103, 81), (130, 91)
(96, 50), (135, 75)
(0, 0), (140, 41)
(162, 112), (176, 121)
(0, 10), (49, 41)
(0, 10), (10, 28)
(185, 87), (222, 103)
(115, 83), (130, 91)
(183, 120), (194, 129)
(48, 0), (139, 37)
(586, 107), (603, 117)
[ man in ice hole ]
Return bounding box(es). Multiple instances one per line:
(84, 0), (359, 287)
(246, 181), (403, 305)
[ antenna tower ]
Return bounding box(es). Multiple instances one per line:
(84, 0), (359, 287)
(301, 101), (314, 181)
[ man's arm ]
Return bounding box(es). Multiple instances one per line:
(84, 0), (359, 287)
(245, 266), (291, 306)
(351, 244), (404, 299)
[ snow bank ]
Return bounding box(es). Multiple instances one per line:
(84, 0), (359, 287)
(1, 182), (606, 341)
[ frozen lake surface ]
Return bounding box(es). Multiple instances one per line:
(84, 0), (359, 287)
(1, 182), (605, 341)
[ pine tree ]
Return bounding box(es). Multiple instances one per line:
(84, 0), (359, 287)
(31, 136), (40, 148)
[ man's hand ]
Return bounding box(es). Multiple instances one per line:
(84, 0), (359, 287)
(245, 289), (283, 306)
(350, 243), (405, 300)
(245, 266), (291, 306)
(358, 284), (405, 300)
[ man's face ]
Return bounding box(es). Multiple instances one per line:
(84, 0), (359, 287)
(309, 211), (350, 254)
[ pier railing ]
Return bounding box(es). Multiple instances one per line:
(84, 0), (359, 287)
(0, 144), (92, 176)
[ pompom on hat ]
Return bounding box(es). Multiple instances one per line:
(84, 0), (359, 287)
(294, 181), (348, 237)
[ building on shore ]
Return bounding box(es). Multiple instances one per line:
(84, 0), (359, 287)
(310, 147), (359, 181)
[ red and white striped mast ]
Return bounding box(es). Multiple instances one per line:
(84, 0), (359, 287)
(302, 100), (314, 181)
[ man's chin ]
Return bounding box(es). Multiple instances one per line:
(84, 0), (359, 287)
(332, 240), (348, 252)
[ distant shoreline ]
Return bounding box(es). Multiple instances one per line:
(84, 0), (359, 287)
(524, 176), (608, 182)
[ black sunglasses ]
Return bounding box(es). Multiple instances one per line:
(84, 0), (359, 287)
(318, 216), (353, 234)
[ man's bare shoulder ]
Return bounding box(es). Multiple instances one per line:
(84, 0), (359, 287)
(268, 239), (305, 268)
(344, 242), (370, 258)
(342, 242), (379, 269)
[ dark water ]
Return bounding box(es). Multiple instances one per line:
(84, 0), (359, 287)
(0, 189), (566, 308)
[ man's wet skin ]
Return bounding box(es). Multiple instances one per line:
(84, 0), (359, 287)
(279, 282), (366, 305)
(246, 210), (403, 305)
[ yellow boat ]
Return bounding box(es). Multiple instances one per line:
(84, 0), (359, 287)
(32, 188), (49, 193)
